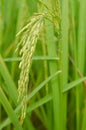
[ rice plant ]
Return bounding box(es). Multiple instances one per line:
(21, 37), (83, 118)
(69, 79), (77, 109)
(0, 0), (86, 130)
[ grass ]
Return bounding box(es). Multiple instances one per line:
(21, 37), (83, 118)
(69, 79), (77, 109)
(0, 0), (86, 130)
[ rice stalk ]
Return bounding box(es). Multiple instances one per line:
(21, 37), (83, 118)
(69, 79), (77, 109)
(16, 13), (44, 124)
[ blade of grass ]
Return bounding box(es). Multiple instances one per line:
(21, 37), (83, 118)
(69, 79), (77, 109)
(69, 1), (80, 129)
(3, 56), (59, 62)
(61, 0), (69, 130)
(80, 0), (86, 129)
(45, 9), (61, 130)
(77, 0), (86, 129)
(63, 77), (86, 92)
(0, 87), (22, 130)
(0, 55), (18, 105)
(42, 0), (62, 129)
(46, 26), (60, 130)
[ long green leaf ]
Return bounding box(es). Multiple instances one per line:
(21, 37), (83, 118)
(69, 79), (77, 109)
(63, 77), (86, 92)
(0, 87), (22, 130)
(3, 56), (59, 62)
(61, 0), (69, 130)
(0, 55), (18, 105)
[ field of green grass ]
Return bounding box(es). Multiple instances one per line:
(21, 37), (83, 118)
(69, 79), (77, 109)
(0, 0), (86, 130)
